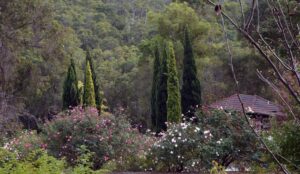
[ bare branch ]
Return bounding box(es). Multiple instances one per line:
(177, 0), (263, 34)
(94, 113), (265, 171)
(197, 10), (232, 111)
(258, 33), (292, 71)
(276, 0), (300, 50)
(245, 0), (256, 31)
(269, 0), (300, 86)
(257, 70), (299, 122)
(206, 0), (300, 105)
(238, 0), (246, 27)
(276, 153), (300, 170)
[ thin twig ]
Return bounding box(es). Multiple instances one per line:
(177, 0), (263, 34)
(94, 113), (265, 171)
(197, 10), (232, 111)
(256, 0), (260, 32)
(245, 0), (256, 31)
(276, 0), (300, 50)
(276, 153), (300, 170)
(269, 1), (300, 86)
(257, 70), (298, 122)
(256, 4), (292, 72)
(238, 0), (246, 27)
(258, 33), (292, 71)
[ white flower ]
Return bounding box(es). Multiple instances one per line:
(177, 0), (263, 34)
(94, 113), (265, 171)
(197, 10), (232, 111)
(217, 140), (221, 144)
(175, 144), (178, 147)
(171, 138), (176, 143)
(170, 151), (173, 154)
(181, 123), (188, 129)
(194, 127), (200, 132)
(267, 136), (273, 141)
(204, 130), (210, 134)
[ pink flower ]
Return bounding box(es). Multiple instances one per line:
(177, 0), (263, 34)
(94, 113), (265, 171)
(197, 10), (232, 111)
(24, 143), (32, 149)
(40, 143), (48, 149)
(104, 155), (109, 161)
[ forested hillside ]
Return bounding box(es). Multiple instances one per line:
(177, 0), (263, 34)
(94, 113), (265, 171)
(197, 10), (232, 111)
(0, 0), (270, 124)
(1, 0), (300, 173)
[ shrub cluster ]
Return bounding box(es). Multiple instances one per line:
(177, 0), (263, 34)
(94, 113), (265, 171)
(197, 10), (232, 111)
(147, 110), (257, 172)
(42, 107), (154, 169)
(2, 107), (262, 173)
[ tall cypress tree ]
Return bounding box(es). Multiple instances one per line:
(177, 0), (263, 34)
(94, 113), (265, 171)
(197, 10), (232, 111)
(86, 50), (102, 114)
(63, 59), (80, 109)
(156, 43), (168, 132)
(166, 42), (181, 123)
(181, 27), (201, 116)
(151, 45), (161, 130)
(83, 61), (96, 107)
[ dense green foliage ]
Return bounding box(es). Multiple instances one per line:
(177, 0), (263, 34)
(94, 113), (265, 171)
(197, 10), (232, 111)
(263, 121), (300, 173)
(181, 27), (201, 116)
(0, 149), (66, 174)
(63, 59), (80, 109)
(83, 61), (96, 107)
(166, 42), (181, 123)
(0, 147), (113, 174)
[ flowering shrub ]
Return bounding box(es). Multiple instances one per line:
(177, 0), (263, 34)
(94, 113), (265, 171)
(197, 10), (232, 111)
(147, 109), (257, 172)
(3, 130), (44, 159)
(42, 106), (154, 169)
(149, 121), (203, 172)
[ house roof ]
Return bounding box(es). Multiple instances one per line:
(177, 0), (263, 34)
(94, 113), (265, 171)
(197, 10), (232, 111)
(209, 94), (286, 117)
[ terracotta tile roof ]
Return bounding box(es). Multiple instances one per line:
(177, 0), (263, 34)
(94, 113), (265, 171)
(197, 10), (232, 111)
(209, 94), (286, 117)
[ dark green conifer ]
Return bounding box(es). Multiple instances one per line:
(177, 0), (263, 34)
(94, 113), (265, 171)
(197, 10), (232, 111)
(156, 44), (168, 132)
(166, 42), (181, 123)
(63, 59), (80, 109)
(83, 61), (96, 107)
(181, 27), (201, 116)
(151, 45), (161, 130)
